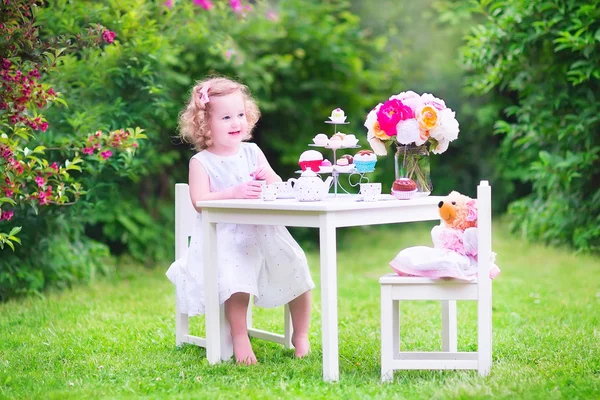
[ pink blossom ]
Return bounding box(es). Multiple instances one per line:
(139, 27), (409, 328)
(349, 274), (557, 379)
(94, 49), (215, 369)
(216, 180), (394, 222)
(47, 88), (56, 96)
(376, 99), (414, 137)
(50, 162), (59, 171)
(83, 147), (94, 155)
(229, 0), (243, 13)
(0, 210), (14, 221)
(5, 189), (13, 197)
(164, 0), (174, 8)
(39, 122), (48, 131)
(35, 176), (45, 187)
(193, 0), (214, 10)
(101, 150), (113, 160)
(0, 144), (12, 159)
(2, 58), (11, 70)
(38, 191), (49, 205)
(102, 30), (116, 44)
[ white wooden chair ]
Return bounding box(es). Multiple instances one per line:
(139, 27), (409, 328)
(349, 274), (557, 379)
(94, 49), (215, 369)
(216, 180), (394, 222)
(174, 183), (293, 360)
(379, 181), (494, 381)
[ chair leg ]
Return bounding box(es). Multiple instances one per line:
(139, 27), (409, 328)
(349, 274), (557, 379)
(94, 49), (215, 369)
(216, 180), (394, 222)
(220, 305), (234, 361)
(175, 296), (189, 346)
(392, 299), (400, 359)
(284, 303), (293, 349)
(442, 300), (457, 352)
(381, 285), (394, 382)
(478, 294), (492, 376)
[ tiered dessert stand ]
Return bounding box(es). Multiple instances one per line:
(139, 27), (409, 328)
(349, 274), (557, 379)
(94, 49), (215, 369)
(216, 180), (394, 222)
(299, 118), (373, 198)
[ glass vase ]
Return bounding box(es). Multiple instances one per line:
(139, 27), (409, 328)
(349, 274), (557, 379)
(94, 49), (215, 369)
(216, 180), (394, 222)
(394, 144), (432, 194)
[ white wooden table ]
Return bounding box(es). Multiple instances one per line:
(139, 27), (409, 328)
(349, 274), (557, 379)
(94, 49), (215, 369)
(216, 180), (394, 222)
(197, 193), (443, 382)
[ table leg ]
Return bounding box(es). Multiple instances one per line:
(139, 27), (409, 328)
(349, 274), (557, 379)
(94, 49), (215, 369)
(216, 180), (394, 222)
(319, 213), (339, 382)
(202, 214), (221, 364)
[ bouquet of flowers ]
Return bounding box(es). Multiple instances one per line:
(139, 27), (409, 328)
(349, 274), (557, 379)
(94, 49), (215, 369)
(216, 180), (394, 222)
(364, 91), (459, 156)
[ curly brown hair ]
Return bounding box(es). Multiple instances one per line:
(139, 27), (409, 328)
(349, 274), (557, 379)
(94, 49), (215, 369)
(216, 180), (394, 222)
(179, 77), (261, 151)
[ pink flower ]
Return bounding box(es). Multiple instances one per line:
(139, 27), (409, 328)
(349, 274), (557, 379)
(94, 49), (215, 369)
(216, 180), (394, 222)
(0, 210), (14, 221)
(102, 30), (116, 44)
(50, 162), (59, 171)
(5, 189), (13, 197)
(376, 99), (414, 137)
(35, 176), (45, 187)
(2, 58), (11, 70)
(83, 147), (94, 155)
(101, 150), (113, 160)
(39, 121), (48, 131)
(38, 191), (49, 205)
(47, 88), (56, 96)
(164, 0), (174, 8)
(0, 144), (12, 159)
(193, 0), (214, 10)
(229, 0), (243, 13)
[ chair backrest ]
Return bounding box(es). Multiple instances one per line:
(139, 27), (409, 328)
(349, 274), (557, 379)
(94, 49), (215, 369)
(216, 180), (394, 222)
(477, 180), (492, 288)
(175, 183), (197, 260)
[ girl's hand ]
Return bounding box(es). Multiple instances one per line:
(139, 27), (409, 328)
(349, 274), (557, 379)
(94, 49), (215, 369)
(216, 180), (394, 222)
(250, 164), (270, 181)
(231, 180), (263, 199)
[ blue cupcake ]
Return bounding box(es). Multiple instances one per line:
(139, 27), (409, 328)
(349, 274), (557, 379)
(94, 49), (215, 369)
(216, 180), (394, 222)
(354, 150), (377, 173)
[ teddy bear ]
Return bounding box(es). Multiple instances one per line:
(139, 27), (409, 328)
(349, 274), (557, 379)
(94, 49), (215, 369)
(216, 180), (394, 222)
(389, 191), (500, 280)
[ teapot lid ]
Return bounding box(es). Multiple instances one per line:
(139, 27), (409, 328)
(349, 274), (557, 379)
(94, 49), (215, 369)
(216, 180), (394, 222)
(300, 168), (318, 177)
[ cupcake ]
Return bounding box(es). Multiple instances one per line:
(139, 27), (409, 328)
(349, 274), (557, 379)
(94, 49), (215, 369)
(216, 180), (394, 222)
(327, 132), (345, 149)
(334, 157), (353, 172)
(340, 154), (353, 164)
(298, 150), (323, 172)
(319, 159), (333, 172)
(391, 178), (417, 200)
(353, 150), (377, 173)
(328, 108), (346, 123)
(312, 133), (329, 146)
(342, 134), (358, 147)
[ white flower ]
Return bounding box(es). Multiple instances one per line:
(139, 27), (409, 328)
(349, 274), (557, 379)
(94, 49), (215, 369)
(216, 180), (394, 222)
(368, 137), (388, 156)
(420, 93), (446, 110)
(395, 119), (420, 145)
(429, 108), (459, 142)
(431, 137), (450, 154)
(364, 104), (381, 133)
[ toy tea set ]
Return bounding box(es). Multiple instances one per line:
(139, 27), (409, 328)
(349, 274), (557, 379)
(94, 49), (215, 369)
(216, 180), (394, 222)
(263, 108), (423, 202)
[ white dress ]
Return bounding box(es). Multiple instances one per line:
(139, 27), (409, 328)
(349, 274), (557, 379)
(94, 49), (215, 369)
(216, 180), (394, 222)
(166, 142), (315, 317)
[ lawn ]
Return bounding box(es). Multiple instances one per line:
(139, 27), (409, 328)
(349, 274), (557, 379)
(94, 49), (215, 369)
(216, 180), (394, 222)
(1, 222), (599, 399)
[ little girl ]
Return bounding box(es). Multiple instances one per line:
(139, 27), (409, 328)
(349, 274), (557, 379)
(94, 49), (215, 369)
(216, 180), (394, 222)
(166, 77), (314, 365)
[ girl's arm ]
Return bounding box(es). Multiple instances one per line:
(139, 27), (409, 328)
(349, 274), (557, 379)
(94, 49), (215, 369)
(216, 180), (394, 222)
(189, 159), (262, 212)
(252, 146), (282, 184)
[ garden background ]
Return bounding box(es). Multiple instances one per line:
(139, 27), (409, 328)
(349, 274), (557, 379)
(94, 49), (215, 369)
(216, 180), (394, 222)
(1, 0), (599, 398)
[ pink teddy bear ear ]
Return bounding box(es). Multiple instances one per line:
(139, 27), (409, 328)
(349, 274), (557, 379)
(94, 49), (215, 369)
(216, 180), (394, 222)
(466, 199), (477, 222)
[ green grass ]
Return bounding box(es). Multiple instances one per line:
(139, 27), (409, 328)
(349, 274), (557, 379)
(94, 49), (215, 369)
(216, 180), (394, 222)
(1, 222), (599, 399)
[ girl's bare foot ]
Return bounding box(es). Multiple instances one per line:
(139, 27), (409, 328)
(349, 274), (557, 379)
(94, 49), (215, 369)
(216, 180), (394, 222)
(292, 333), (310, 358)
(232, 334), (257, 365)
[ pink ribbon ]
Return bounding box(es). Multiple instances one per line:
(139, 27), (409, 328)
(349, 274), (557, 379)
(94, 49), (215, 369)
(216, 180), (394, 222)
(199, 85), (210, 105)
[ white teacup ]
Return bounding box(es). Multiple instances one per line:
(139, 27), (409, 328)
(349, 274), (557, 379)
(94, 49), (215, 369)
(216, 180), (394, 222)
(360, 182), (382, 202)
(261, 184), (278, 201)
(272, 181), (294, 199)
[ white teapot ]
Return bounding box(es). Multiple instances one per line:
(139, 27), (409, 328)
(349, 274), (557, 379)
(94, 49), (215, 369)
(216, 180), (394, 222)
(287, 168), (333, 202)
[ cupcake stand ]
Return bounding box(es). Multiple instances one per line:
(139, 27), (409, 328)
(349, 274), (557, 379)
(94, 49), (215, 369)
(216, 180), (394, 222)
(299, 119), (374, 198)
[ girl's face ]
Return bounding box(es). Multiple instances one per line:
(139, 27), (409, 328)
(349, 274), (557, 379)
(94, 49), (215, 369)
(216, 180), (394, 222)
(208, 91), (249, 151)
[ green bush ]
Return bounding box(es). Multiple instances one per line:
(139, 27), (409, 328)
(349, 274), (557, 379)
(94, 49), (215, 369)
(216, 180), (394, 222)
(0, 0), (143, 300)
(35, 0), (397, 262)
(459, 0), (599, 252)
